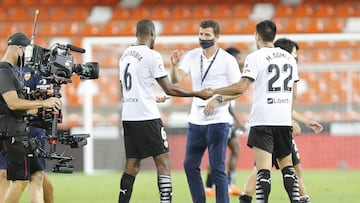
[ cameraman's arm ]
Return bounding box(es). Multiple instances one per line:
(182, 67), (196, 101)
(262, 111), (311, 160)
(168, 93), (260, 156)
(2, 90), (61, 111)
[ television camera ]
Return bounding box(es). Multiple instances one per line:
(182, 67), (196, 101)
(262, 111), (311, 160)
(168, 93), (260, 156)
(24, 9), (99, 173)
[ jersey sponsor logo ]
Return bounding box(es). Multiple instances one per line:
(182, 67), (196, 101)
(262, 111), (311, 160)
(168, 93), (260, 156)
(267, 97), (290, 104)
(123, 97), (138, 102)
(24, 72), (31, 81)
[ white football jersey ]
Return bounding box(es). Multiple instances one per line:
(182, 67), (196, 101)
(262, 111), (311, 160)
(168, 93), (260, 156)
(180, 47), (241, 125)
(119, 45), (168, 121)
(242, 47), (299, 126)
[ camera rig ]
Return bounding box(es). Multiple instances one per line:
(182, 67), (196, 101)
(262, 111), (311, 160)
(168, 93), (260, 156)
(24, 9), (99, 173)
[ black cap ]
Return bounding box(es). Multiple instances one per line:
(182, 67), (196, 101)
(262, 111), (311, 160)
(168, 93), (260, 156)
(7, 32), (31, 46)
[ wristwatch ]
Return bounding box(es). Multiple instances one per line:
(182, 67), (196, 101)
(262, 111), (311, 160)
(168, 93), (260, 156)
(216, 95), (223, 103)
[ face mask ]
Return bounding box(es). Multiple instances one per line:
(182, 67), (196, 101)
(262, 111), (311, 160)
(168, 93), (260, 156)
(199, 38), (214, 49)
(295, 57), (298, 64)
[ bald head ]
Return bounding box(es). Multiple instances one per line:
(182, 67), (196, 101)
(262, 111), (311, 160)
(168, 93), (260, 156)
(136, 19), (155, 37)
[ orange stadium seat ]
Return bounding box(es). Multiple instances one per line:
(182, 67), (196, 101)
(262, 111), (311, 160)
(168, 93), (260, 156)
(181, 20), (200, 35)
(118, 21), (137, 36)
(351, 48), (360, 61)
(212, 4), (233, 19)
(131, 6), (152, 20)
(274, 4), (294, 18)
(293, 3), (315, 17)
(172, 5), (192, 19)
(60, 22), (82, 36)
(82, 23), (103, 36)
(20, 0), (40, 7)
(232, 4), (253, 18)
(1, 0), (18, 7)
(314, 3), (335, 17)
(71, 7), (91, 21)
(10, 7), (30, 22)
(59, 0), (77, 6)
(141, 0), (163, 4)
(325, 18), (346, 33)
(36, 7), (52, 22)
(159, 20), (180, 35)
(307, 19), (326, 33)
(111, 7), (131, 20)
(37, 22), (61, 37)
(285, 18), (307, 33)
(329, 49), (351, 63)
(41, 0), (58, 6)
(50, 7), (71, 21)
(334, 3), (357, 17)
(151, 5), (172, 20)
(191, 5), (212, 19)
(101, 21), (123, 36)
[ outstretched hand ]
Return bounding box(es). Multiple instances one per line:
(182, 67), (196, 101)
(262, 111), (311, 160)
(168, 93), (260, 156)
(170, 49), (184, 66)
(306, 120), (324, 134)
(197, 88), (214, 100)
(156, 95), (171, 103)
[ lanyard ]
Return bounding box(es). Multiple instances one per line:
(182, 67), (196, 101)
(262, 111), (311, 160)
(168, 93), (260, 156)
(200, 48), (219, 85)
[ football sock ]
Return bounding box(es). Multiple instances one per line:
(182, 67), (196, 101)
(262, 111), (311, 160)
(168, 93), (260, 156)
(239, 194), (253, 203)
(300, 195), (310, 203)
(205, 173), (213, 188)
(228, 171), (237, 185)
(158, 174), (172, 203)
(256, 169), (271, 203)
(282, 166), (300, 203)
(118, 173), (135, 203)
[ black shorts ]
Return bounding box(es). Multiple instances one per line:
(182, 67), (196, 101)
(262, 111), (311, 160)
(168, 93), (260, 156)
(273, 139), (300, 169)
(247, 126), (292, 159)
(0, 138), (42, 180)
(123, 119), (169, 159)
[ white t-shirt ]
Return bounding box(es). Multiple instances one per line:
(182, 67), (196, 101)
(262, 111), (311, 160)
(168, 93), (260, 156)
(242, 47), (299, 126)
(119, 45), (168, 121)
(180, 47), (241, 125)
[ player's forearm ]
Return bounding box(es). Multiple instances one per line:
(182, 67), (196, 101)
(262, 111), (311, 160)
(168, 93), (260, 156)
(170, 64), (180, 84)
(164, 85), (195, 97)
(291, 110), (309, 125)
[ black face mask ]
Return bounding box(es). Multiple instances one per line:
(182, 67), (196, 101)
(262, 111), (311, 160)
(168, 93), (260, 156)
(199, 38), (215, 49)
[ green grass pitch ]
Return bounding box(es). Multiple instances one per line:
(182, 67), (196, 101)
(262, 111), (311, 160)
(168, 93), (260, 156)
(19, 169), (360, 203)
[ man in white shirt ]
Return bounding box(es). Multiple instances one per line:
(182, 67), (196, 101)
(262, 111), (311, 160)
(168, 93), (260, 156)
(214, 20), (301, 203)
(118, 19), (213, 203)
(170, 19), (241, 203)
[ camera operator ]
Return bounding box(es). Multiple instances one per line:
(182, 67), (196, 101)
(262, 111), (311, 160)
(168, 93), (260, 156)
(0, 32), (61, 203)
(17, 65), (54, 203)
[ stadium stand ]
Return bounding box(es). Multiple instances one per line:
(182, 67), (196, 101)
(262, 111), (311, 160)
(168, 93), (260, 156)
(1, 0), (360, 127)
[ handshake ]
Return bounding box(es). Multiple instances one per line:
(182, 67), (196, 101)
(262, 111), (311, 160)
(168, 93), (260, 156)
(196, 88), (215, 100)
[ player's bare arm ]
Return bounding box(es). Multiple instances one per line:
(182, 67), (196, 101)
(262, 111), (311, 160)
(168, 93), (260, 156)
(157, 76), (214, 100)
(292, 110), (324, 134)
(214, 77), (253, 96)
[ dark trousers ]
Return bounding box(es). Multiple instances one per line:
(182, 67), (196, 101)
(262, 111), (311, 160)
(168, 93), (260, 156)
(184, 122), (229, 203)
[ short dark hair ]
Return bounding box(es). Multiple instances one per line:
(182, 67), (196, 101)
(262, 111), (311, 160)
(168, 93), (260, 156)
(274, 38), (299, 54)
(256, 20), (276, 42)
(136, 19), (155, 37)
(225, 47), (241, 57)
(200, 19), (220, 35)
